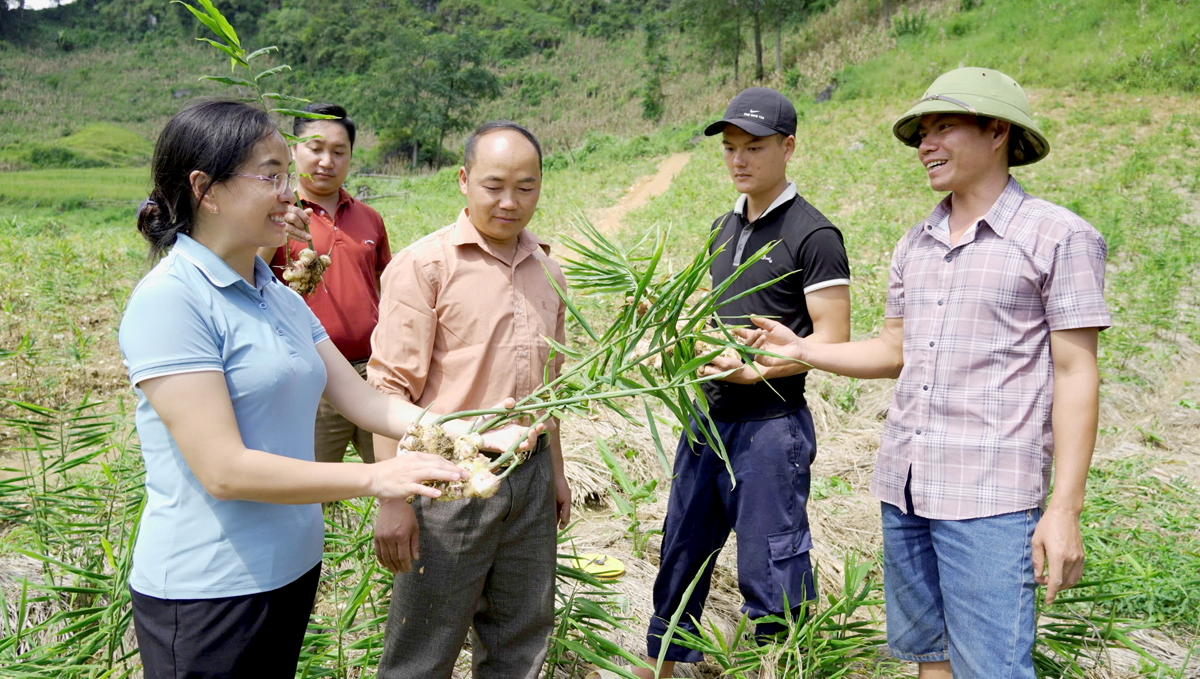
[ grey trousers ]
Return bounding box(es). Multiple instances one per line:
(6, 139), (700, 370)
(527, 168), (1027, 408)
(378, 439), (557, 679)
(313, 360), (375, 463)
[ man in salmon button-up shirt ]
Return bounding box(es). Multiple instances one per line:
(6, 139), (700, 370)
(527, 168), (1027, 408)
(368, 120), (570, 679)
(259, 103), (391, 464)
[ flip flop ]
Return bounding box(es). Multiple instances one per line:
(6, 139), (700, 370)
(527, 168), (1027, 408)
(561, 553), (626, 580)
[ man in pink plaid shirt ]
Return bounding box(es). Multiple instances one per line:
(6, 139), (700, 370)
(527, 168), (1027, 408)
(737, 68), (1110, 678)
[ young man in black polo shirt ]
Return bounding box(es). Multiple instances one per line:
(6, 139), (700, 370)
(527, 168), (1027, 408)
(631, 88), (851, 678)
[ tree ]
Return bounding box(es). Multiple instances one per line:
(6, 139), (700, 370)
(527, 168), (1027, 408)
(673, 0), (745, 85)
(751, 0), (763, 81)
(422, 30), (500, 167)
(640, 16), (667, 120)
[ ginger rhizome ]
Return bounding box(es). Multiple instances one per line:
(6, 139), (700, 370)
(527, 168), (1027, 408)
(281, 248), (330, 296)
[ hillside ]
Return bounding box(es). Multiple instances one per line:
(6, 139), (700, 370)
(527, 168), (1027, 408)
(2, 0), (1196, 170)
(1, 0), (1199, 677)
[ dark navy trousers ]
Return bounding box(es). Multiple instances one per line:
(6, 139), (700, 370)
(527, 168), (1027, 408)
(647, 407), (818, 663)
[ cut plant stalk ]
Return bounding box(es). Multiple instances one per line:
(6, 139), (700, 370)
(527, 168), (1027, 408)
(178, 0), (336, 295)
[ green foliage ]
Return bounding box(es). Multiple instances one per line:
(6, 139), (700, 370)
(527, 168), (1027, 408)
(0, 167), (147, 207)
(1077, 457), (1200, 631)
(640, 17), (668, 121)
(597, 438), (660, 558)
(545, 0), (664, 40)
(890, 6), (928, 37)
(505, 70), (563, 108)
(665, 554), (892, 678)
(0, 399), (637, 677)
(261, 0), (501, 168)
(836, 0), (1200, 99)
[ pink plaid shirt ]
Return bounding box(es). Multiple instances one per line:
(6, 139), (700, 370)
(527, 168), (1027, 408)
(873, 177), (1111, 520)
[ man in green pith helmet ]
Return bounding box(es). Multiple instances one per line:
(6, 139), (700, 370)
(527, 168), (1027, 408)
(740, 68), (1111, 677)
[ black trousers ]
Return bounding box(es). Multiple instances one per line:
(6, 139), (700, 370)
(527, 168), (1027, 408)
(131, 564), (321, 679)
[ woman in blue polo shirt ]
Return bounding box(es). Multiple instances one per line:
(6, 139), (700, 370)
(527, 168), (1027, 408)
(120, 100), (537, 678)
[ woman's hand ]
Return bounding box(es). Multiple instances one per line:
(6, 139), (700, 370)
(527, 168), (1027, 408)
(368, 452), (468, 500)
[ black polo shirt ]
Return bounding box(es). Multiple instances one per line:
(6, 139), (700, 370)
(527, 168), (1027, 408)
(701, 183), (850, 420)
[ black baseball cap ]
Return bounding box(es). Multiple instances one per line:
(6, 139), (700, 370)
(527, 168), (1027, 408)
(704, 87), (797, 138)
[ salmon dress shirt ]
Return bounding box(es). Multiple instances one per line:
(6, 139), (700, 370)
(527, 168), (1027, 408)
(367, 209), (567, 423)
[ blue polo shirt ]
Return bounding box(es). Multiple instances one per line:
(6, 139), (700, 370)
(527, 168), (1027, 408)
(118, 234), (328, 599)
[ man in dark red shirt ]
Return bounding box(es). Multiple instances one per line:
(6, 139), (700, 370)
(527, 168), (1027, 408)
(258, 103), (391, 463)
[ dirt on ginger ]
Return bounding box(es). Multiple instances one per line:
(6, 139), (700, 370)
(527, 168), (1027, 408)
(281, 248), (330, 296)
(399, 426), (500, 502)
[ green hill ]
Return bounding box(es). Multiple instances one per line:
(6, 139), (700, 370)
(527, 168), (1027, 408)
(1, 0), (1196, 169)
(2, 0), (1200, 676)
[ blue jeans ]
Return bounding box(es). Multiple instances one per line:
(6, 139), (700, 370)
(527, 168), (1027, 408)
(648, 408), (817, 663)
(881, 483), (1040, 678)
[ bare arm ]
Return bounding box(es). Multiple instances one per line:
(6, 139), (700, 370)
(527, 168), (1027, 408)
(745, 315), (905, 380)
(701, 285), (852, 383)
(320, 341), (446, 441)
(1033, 327), (1100, 605)
(139, 371), (466, 505)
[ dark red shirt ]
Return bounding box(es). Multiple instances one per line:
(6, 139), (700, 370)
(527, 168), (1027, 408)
(269, 188), (391, 362)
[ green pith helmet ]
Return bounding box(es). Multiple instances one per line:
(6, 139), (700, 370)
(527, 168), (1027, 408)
(892, 67), (1050, 166)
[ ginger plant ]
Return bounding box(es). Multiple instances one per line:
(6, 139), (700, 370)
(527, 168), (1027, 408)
(392, 216), (793, 501)
(177, 0), (333, 295)
(598, 437), (660, 558)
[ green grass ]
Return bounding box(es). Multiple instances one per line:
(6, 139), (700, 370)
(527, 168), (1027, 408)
(834, 0), (1200, 101)
(0, 123), (155, 171)
(2, 0), (1200, 674)
(0, 167), (148, 208)
(1080, 456), (1200, 632)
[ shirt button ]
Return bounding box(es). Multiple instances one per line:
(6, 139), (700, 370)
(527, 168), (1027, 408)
(276, 329), (284, 336)
(923, 385), (929, 391)
(944, 254), (953, 263)
(937, 300), (944, 306)
(926, 224), (932, 230)
(259, 302), (267, 309)
(520, 351), (527, 357)
(915, 429), (922, 435)
(929, 341), (935, 347)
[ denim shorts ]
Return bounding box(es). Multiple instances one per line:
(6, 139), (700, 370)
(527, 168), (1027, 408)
(880, 483), (1040, 678)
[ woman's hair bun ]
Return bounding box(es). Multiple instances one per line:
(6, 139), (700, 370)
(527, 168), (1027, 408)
(136, 196), (167, 237)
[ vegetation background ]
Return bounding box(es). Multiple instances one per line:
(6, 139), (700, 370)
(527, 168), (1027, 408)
(0, 0), (1199, 676)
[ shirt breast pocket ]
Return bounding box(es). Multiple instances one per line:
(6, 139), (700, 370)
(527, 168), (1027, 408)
(533, 295), (561, 374)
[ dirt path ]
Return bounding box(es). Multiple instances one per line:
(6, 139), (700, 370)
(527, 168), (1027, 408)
(591, 152), (692, 234)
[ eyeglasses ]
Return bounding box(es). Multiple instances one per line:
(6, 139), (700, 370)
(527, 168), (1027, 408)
(236, 172), (299, 195)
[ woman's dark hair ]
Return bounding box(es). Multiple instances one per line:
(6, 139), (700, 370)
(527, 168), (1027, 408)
(293, 103), (356, 148)
(137, 100), (276, 259)
(463, 120), (543, 173)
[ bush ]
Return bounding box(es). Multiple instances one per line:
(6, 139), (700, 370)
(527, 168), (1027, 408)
(891, 7), (927, 37)
(22, 145), (105, 170)
(505, 70), (563, 108)
(784, 66), (802, 89)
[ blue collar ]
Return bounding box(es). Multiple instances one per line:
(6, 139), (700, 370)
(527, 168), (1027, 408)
(172, 234), (275, 292)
